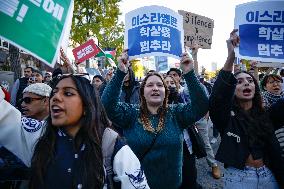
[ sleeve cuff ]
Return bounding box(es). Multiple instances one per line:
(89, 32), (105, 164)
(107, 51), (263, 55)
(219, 69), (237, 86)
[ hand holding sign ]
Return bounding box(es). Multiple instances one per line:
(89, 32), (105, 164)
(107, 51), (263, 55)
(226, 29), (240, 57)
(224, 29), (240, 72)
(189, 42), (200, 60)
(118, 49), (129, 73)
(180, 52), (194, 74)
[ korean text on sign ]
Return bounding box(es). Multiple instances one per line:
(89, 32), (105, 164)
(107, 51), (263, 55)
(124, 5), (184, 60)
(234, 1), (284, 63)
(72, 39), (100, 64)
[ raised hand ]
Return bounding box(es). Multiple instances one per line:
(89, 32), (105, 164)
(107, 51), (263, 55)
(117, 49), (129, 73)
(180, 52), (194, 74)
(224, 29), (240, 71)
(226, 29), (240, 57)
(190, 42), (200, 60)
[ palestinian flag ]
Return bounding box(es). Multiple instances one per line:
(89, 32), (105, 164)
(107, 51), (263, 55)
(96, 49), (116, 59)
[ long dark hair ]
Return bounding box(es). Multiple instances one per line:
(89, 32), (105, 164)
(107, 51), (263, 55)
(30, 75), (109, 189)
(233, 71), (273, 147)
(139, 72), (169, 133)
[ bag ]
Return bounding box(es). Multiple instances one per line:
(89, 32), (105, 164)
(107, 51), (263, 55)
(188, 125), (207, 159)
(102, 128), (118, 189)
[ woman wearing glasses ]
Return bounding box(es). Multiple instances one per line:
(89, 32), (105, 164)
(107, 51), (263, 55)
(101, 50), (208, 189)
(0, 74), (149, 189)
(261, 74), (284, 108)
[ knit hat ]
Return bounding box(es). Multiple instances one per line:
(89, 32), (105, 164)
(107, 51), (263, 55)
(23, 83), (52, 97)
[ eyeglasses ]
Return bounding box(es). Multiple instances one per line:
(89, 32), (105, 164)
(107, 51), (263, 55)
(20, 97), (44, 104)
(268, 80), (282, 85)
(54, 73), (91, 81)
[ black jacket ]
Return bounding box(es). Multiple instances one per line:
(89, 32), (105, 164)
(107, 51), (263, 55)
(209, 70), (284, 188)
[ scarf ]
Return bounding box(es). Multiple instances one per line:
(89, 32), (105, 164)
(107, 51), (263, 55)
(262, 91), (284, 108)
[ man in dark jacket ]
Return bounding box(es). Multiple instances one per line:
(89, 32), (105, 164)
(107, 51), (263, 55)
(11, 67), (33, 110)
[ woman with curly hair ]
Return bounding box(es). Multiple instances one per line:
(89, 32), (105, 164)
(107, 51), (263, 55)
(101, 50), (208, 189)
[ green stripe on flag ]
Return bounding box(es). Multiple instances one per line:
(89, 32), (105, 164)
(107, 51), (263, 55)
(96, 51), (115, 59)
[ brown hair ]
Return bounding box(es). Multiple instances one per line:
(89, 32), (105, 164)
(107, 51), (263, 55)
(139, 72), (169, 133)
(164, 75), (180, 91)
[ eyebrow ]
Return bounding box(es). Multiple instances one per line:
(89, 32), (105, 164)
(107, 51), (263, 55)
(54, 86), (78, 91)
(237, 77), (252, 80)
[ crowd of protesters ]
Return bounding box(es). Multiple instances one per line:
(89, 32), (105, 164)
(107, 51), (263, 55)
(0, 29), (283, 189)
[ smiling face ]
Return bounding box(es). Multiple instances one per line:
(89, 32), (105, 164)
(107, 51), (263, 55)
(235, 72), (255, 101)
(264, 76), (282, 95)
(143, 75), (166, 107)
(50, 77), (84, 132)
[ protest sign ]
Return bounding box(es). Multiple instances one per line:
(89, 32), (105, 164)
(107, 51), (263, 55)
(155, 56), (168, 72)
(125, 5), (184, 60)
(178, 10), (214, 49)
(234, 1), (284, 63)
(72, 39), (100, 64)
(0, 0), (74, 67)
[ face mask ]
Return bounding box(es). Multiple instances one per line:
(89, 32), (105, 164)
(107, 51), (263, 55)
(168, 86), (177, 94)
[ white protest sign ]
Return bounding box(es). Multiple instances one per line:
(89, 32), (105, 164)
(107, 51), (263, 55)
(125, 6), (184, 60)
(178, 10), (214, 49)
(234, 1), (284, 63)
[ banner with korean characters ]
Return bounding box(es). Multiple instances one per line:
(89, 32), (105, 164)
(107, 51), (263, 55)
(72, 39), (100, 64)
(0, 0), (74, 68)
(124, 5), (184, 60)
(178, 10), (214, 49)
(234, 1), (284, 63)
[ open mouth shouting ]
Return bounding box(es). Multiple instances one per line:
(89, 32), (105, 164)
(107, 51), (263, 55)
(242, 88), (252, 96)
(51, 105), (64, 117)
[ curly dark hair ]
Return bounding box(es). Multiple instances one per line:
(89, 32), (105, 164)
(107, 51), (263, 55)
(30, 75), (109, 189)
(139, 72), (169, 133)
(233, 71), (273, 147)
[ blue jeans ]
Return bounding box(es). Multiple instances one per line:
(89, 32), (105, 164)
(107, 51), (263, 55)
(224, 166), (279, 189)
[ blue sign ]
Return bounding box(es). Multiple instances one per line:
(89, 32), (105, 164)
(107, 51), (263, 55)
(235, 1), (284, 63)
(125, 6), (184, 60)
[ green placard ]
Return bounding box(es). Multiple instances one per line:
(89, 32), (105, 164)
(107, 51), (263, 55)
(0, 0), (73, 67)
